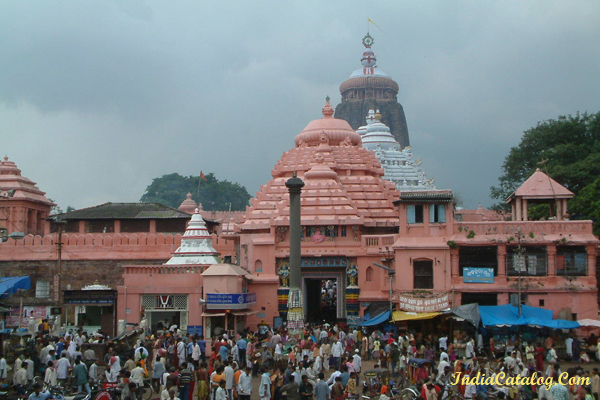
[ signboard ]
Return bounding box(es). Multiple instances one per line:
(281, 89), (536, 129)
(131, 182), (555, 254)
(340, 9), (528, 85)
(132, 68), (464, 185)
(273, 317), (283, 330)
(6, 306), (49, 327)
(346, 315), (361, 328)
(463, 268), (495, 283)
(206, 292), (257, 310)
(53, 275), (60, 302)
(63, 290), (116, 305)
(398, 293), (449, 313)
(187, 325), (204, 336)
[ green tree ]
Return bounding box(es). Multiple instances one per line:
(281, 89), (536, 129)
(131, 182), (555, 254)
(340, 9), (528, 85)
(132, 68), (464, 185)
(140, 172), (251, 211)
(490, 112), (600, 217)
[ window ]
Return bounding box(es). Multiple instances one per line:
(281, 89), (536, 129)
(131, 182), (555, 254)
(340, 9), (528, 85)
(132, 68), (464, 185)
(429, 204), (446, 223)
(341, 226), (347, 237)
(506, 246), (547, 276)
(255, 260), (263, 273)
(557, 246), (587, 276)
(459, 246), (498, 276)
(413, 260), (433, 289)
(407, 205), (424, 224)
(539, 299), (545, 307)
(366, 267), (373, 282)
(36, 280), (50, 299)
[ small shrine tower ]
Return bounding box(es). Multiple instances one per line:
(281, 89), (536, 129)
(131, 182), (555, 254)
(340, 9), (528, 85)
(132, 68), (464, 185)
(507, 168), (574, 221)
(0, 156), (54, 236)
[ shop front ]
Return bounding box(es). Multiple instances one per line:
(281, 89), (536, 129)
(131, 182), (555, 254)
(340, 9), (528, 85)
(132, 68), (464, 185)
(201, 264), (256, 338)
(63, 283), (117, 335)
(140, 294), (189, 332)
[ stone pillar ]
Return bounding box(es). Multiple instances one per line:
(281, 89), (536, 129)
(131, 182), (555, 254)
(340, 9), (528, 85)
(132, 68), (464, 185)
(511, 202), (516, 220)
(149, 220), (156, 233)
(563, 199), (569, 217)
(78, 220), (86, 234)
(515, 198), (522, 221)
(450, 249), (459, 277)
(497, 245), (507, 278)
(114, 220), (121, 233)
(587, 245), (597, 277)
(286, 173), (305, 290)
(523, 199), (528, 221)
(556, 199), (562, 221)
(547, 245), (556, 277)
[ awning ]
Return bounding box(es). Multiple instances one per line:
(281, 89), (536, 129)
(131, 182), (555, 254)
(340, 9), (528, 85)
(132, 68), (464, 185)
(480, 304), (580, 329)
(577, 319), (600, 328)
(0, 277), (30, 298)
(201, 312), (226, 317)
(361, 310), (390, 326)
(451, 303), (480, 327)
(392, 311), (440, 322)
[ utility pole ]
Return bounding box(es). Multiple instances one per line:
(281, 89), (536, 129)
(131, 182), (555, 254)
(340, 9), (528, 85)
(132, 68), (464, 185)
(54, 217), (66, 306)
(516, 226), (524, 317)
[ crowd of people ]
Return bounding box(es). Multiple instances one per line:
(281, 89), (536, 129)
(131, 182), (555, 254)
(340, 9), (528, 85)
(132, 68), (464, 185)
(4, 321), (600, 400)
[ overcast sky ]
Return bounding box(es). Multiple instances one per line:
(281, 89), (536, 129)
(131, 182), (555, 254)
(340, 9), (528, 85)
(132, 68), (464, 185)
(2, 1), (599, 210)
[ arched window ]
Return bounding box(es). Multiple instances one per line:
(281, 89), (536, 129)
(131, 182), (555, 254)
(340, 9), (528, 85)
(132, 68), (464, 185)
(255, 259), (263, 273)
(366, 266), (373, 282)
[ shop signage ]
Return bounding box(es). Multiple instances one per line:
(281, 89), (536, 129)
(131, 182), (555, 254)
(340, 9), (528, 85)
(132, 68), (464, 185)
(398, 293), (449, 313)
(463, 268), (495, 283)
(63, 290), (116, 305)
(206, 292), (257, 310)
(347, 315), (361, 328)
(187, 325), (203, 336)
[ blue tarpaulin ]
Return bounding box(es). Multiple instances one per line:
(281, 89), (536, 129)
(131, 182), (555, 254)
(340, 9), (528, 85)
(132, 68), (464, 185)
(361, 310), (391, 326)
(479, 304), (579, 329)
(0, 276), (31, 298)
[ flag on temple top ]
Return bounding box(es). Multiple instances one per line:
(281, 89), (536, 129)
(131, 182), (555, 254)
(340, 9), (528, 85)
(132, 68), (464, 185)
(368, 18), (382, 31)
(200, 171), (207, 181)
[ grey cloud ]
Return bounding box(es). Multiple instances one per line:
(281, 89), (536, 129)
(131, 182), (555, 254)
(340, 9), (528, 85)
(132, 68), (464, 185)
(1, 0), (599, 210)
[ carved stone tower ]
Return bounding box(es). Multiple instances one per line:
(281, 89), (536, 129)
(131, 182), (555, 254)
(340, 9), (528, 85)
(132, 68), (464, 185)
(335, 33), (410, 148)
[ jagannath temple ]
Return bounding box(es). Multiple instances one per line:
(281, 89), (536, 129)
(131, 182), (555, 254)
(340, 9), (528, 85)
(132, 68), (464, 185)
(335, 33), (410, 148)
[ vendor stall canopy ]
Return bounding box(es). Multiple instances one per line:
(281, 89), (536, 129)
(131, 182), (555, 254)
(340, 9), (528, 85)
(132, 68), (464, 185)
(478, 304), (580, 329)
(0, 276), (30, 298)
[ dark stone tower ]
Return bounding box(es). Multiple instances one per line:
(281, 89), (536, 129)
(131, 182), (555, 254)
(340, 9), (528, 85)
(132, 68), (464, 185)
(335, 33), (410, 148)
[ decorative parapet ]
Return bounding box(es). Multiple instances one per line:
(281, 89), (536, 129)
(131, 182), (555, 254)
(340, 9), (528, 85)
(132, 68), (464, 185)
(454, 221), (594, 237)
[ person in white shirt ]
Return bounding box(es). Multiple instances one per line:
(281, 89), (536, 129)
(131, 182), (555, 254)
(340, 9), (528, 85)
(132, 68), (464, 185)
(465, 339), (475, 359)
(352, 350), (362, 374)
(89, 359), (99, 383)
(106, 352), (121, 382)
(237, 366), (252, 400)
(215, 380), (227, 400)
(439, 335), (448, 351)
(131, 363), (145, 387)
(224, 361), (234, 400)
(326, 366), (342, 387)
(259, 368), (271, 400)
(44, 361), (58, 387)
(161, 382), (174, 400)
(192, 342), (201, 366)
(331, 340), (343, 370)
(0, 355), (6, 383)
(56, 354), (71, 382)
